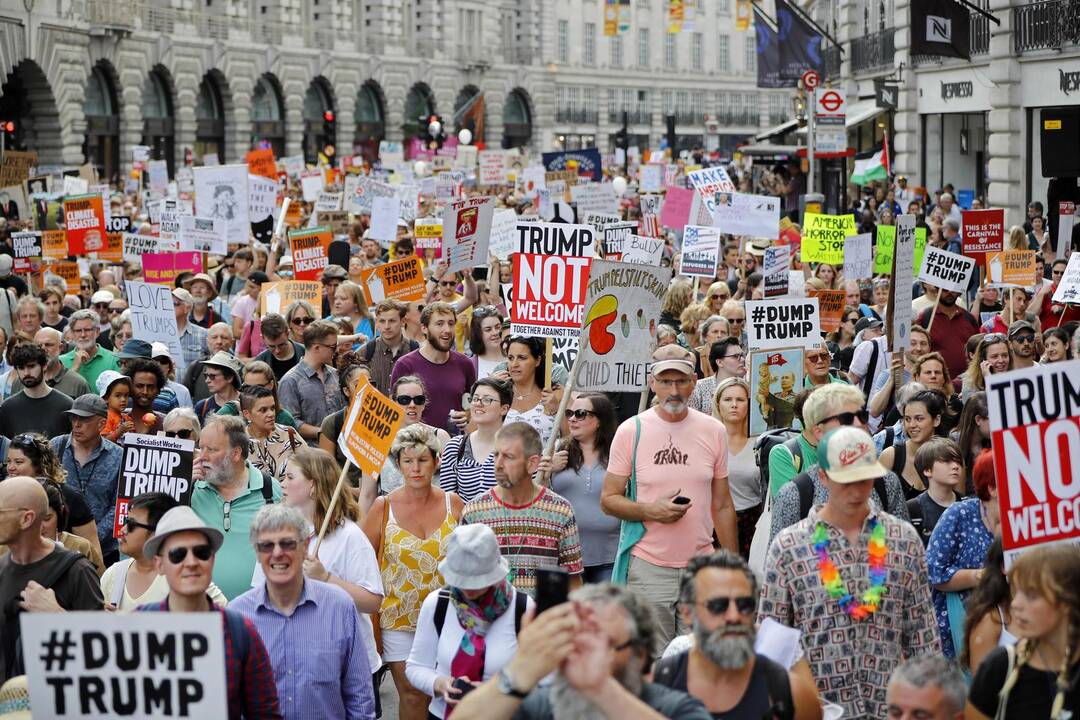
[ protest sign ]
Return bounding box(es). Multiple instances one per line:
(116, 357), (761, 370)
(123, 233), (176, 261)
(621, 234), (665, 266)
(63, 193), (106, 255)
(807, 289), (846, 333)
(144, 159), (167, 193)
(478, 149), (507, 186)
(51, 261), (81, 293)
(511, 222), (595, 338)
(962, 208), (1005, 259)
(289, 227), (332, 281)
(0, 184), (28, 222)
(42, 229), (67, 260)
(601, 222), (636, 261)
(640, 164), (663, 193)
(142, 251), (202, 285)
(801, 212), (856, 265)
(158, 199), (192, 244)
(338, 381), (405, 475)
(749, 349), (804, 435)
(843, 233), (874, 281)
(300, 170), (324, 202)
(114, 432), (194, 536)
(918, 245), (976, 293)
(107, 215), (132, 235)
(576, 260), (673, 392)
(22, 612), (227, 719)
(245, 147), (277, 179)
(455, 145), (478, 171)
(360, 255), (426, 305)
(260, 280), (322, 316)
(194, 165), (249, 245)
(344, 175), (396, 215)
(314, 191), (343, 213)
(763, 245), (791, 298)
(571, 183), (620, 217)
(247, 173), (278, 244)
(178, 216), (227, 255)
(686, 167), (736, 216)
(987, 361), (1080, 564)
(176, 167), (194, 194)
(396, 184), (419, 223)
(874, 224), (928, 275)
(96, 229), (124, 264)
(582, 212), (621, 230)
(442, 195), (494, 273)
(542, 148), (603, 181)
(987, 250), (1037, 288)
(63, 176), (89, 197)
(711, 192), (781, 239)
(370, 195), (401, 245)
(0, 150), (36, 186)
(1059, 201), (1075, 260)
(680, 225), (721, 278)
(1052, 252), (1080, 304)
(414, 217), (444, 257)
(658, 186), (694, 232)
(745, 297), (823, 350)
(11, 231), (42, 260)
(126, 281), (184, 369)
(889, 214), (917, 351)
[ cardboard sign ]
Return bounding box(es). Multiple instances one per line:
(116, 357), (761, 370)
(414, 217), (444, 257)
(801, 212), (856, 265)
(42, 229), (67, 260)
(479, 150), (507, 186)
(889, 215), (917, 352)
(317, 210), (350, 236)
(369, 195), (401, 245)
(1052, 252), (1080, 304)
(50, 261), (81, 293)
(745, 297), (823, 350)
(142, 251), (202, 285)
(763, 245), (791, 298)
(510, 221), (595, 338)
(987, 250), (1037, 288)
(11, 231), (42, 259)
(442, 195), (494, 273)
(987, 361), (1080, 564)
(247, 173), (279, 245)
(576, 259), (673, 392)
(807, 289), (846, 333)
(289, 227), (332, 282)
(21, 612), (227, 719)
(571, 183), (620, 217)
(96, 230), (124, 264)
(178, 216), (227, 255)
(245, 148), (277, 179)
(0, 150), (36, 186)
(158, 199), (192, 244)
(194, 164), (249, 245)
(127, 280), (185, 370)
(749, 349), (805, 435)
(63, 193), (106, 255)
(919, 245), (976, 293)
(601, 222), (637, 261)
(621, 234), (665, 266)
(337, 380), (405, 476)
(680, 225), (721, 278)
(640, 164), (663, 193)
(874, 225), (928, 275)
(260, 280), (323, 316)
(114, 432), (194, 537)
(123, 233), (176, 261)
(962, 208), (1005, 259)
(360, 255), (426, 305)
(314, 191), (343, 213)
(843, 233), (874, 281)
(686, 166), (737, 216)
(711, 192), (781, 239)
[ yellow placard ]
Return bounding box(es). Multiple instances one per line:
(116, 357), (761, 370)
(339, 381), (404, 476)
(42, 230), (68, 260)
(986, 250), (1037, 287)
(801, 212), (857, 265)
(52, 261), (81, 294)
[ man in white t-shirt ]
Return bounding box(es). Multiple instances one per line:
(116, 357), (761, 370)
(848, 317), (888, 393)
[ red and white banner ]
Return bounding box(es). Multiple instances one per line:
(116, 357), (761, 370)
(987, 361), (1080, 564)
(961, 208), (1005, 260)
(510, 222), (594, 338)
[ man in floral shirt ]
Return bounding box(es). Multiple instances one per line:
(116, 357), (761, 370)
(759, 426), (940, 719)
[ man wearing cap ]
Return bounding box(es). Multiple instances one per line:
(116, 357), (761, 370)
(230, 271), (268, 340)
(759, 426), (940, 719)
(184, 321), (235, 403)
(847, 317), (888, 394)
(195, 350), (244, 421)
(50, 393), (124, 565)
(1007, 319), (1040, 370)
(7, 327), (89, 400)
(189, 272), (232, 329)
(0, 343), (73, 440)
(136, 505), (282, 718)
(600, 344), (737, 652)
(321, 264), (348, 317)
(231, 504), (374, 719)
(60, 308), (121, 390)
(89, 289), (114, 332)
(172, 287), (209, 371)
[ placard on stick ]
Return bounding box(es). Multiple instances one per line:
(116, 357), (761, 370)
(113, 431), (194, 537)
(807, 289), (846, 333)
(360, 255), (426, 305)
(511, 222), (595, 338)
(918, 245), (976, 293)
(260, 280), (322, 316)
(744, 297), (823, 350)
(289, 226), (332, 281)
(126, 280), (184, 368)
(337, 381), (405, 476)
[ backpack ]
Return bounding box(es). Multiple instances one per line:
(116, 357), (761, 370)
(432, 588), (528, 639)
(652, 651), (793, 720)
(259, 470), (275, 504)
(860, 338), (881, 409)
(793, 470), (890, 519)
(755, 430), (804, 499)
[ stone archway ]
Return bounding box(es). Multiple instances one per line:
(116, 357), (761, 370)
(0, 60), (65, 166)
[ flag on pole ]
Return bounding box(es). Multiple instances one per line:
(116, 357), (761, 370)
(882, 131), (891, 176)
(850, 148), (889, 185)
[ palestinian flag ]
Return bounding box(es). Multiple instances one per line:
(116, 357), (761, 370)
(850, 147), (889, 185)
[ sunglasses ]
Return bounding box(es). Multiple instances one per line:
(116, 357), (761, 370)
(982, 333), (1007, 345)
(395, 394), (427, 406)
(124, 517), (156, 533)
(565, 409), (597, 420)
(805, 352), (831, 363)
(438, 280), (457, 287)
(108, 307), (125, 315)
(472, 305), (499, 319)
(819, 409), (870, 427)
(291, 317), (314, 326)
(255, 538), (299, 554)
(11, 434), (37, 450)
(700, 596), (756, 615)
(1011, 334), (1035, 344)
(93, 302), (109, 309)
(166, 544), (213, 565)
(165, 429), (194, 439)
(204, 372), (224, 382)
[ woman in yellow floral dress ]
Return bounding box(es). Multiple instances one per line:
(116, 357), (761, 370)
(363, 423), (464, 720)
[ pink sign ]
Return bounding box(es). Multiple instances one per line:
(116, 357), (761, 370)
(660, 186), (694, 231)
(142, 251), (203, 285)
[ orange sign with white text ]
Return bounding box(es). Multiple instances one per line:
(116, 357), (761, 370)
(337, 379), (404, 476)
(289, 227), (332, 282)
(63, 193), (106, 255)
(359, 256), (426, 305)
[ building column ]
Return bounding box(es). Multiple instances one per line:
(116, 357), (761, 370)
(892, 0), (918, 179)
(985, 0), (1023, 224)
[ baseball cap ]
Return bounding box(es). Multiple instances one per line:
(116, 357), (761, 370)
(854, 317), (883, 335)
(0, 254), (12, 278)
(64, 393), (109, 418)
(248, 271), (269, 285)
(95, 370), (131, 398)
(150, 341), (172, 361)
(1007, 320), (1036, 339)
(116, 338), (153, 360)
(650, 344), (695, 377)
(91, 290), (115, 305)
(818, 427), (889, 484)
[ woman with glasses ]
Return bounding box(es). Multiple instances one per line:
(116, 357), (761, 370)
(826, 306), (860, 375)
(712, 378), (762, 558)
(869, 277), (890, 320)
(100, 492), (227, 610)
(705, 281), (732, 315)
(284, 299), (318, 344)
(378, 375), (450, 495)
(331, 280), (375, 341)
(689, 338), (744, 413)
(961, 333), (1012, 401)
(39, 478), (104, 576)
(467, 306), (506, 379)
(544, 392), (620, 583)
(439, 378), (511, 503)
(879, 389), (948, 500)
(5, 432), (101, 561)
(38, 286), (68, 333)
(1041, 326), (1074, 363)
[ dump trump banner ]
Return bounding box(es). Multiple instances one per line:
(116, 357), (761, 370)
(576, 260), (672, 392)
(745, 297), (823, 350)
(919, 245), (976, 293)
(63, 193), (106, 255)
(123, 233), (176, 262)
(711, 192), (781, 239)
(511, 222), (595, 338)
(338, 381), (405, 476)
(360, 255), (426, 305)
(808, 289), (846, 333)
(801, 212), (856, 265)
(126, 280), (185, 370)
(442, 195), (494, 273)
(289, 226), (332, 281)
(962, 208), (1005, 259)
(987, 361), (1080, 564)
(114, 432), (194, 537)
(987, 250), (1037, 288)
(680, 225), (721, 277)
(601, 222), (637, 261)
(11, 231), (42, 260)
(260, 281), (322, 316)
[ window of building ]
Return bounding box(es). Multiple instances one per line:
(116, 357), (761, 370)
(638, 28), (649, 67)
(664, 33), (676, 69)
(718, 0), (730, 12)
(744, 36), (756, 74)
(584, 23), (596, 65)
(718, 35), (730, 73)
(611, 34), (623, 67)
(558, 20), (569, 63)
(691, 33), (703, 70)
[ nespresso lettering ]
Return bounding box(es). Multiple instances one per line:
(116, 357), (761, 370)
(1060, 69), (1080, 95)
(940, 81), (974, 100)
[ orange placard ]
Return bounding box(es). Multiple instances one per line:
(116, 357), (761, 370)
(63, 193), (106, 255)
(246, 148), (278, 179)
(808, 289), (846, 333)
(97, 232), (124, 264)
(289, 227), (332, 282)
(260, 280), (323, 316)
(359, 256), (426, 305)
(986, 250), (1037, 287)
(51, 261), (81, 294)
(42, 230), (67, 260)
(337, 380), (404, 476)
(285, 201), (304, 229)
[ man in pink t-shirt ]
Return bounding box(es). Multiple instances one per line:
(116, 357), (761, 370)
(601, 344), (736, 650)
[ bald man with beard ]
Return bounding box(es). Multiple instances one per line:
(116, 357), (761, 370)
(8, 328), (90, 399)
(0, 476), (103, 682)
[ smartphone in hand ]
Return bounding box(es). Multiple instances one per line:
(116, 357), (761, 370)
(535, 567), (570, 615)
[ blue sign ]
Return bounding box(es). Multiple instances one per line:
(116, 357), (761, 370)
(542, 148), (603, 182)
(957, 189), (975, 210)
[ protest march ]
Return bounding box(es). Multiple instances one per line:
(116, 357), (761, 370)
(1, 33), (1080, 720)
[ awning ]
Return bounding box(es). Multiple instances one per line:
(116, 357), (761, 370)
(845, 100), (886, 129)
(737, 143), (800, 158)
(754, 119), (798, 142)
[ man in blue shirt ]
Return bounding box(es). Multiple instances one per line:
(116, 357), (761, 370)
(231, 504), (374, 720)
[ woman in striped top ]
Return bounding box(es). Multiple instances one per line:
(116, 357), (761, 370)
(439, 377), (511, 503)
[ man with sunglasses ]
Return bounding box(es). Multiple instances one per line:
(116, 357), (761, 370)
(231, 504), (374, 719)
(137, 505), (281, 719)
(1007, 320), (1040, 370)
(760, 427), (940, 719)
(253, 314), (305, 382)
(651, 551), (820, 719)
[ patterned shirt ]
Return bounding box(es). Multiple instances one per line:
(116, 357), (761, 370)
(759, 508), (941, 719)
(177, 322), (209, 370)
(278, 361), (344, 428)
(248, 424), (302, 484)
(461, 486), (583, 597)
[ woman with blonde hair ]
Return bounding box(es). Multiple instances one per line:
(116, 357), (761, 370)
(961, 333), (1013, 401)
(678, 302), (713, 350)
(712, 377), (761, 557)
(1006, 224), (1029, 251)
(705, 281), (732, 314)
(331, 279), (375, 339)
(812, 262), (842, 290)
(660, 279), (694, 330)
(967, 542), (1080, 719)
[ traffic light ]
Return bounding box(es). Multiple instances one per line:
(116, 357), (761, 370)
(0, 120), (15, 147)
(322, 110), (336, 140)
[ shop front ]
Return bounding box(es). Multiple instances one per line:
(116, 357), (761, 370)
(916, 65), (992, 202)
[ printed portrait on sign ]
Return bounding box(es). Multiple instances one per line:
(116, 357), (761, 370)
(749, 348), (804, 435)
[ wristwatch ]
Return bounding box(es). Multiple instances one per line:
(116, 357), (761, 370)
(496, 667), (528, 699)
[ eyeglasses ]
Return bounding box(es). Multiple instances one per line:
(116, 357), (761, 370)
(291, 317), (314, 326)
(709, 294), (725, 300)
(472, 305), (499, 319)
(165, 544), (213, 565)
(1011, 334), (1035, 344)
(723, 353), (746, 362)
(108, 307), (125, 315)
(565, 409), (597, 420)
(395, 394), (427, 406)
(165, 429), (194, 439)
(203, 372), (223, 382)
(728, 317), (745, 325)
(844, 316), (859, 324)
(654, 377), (693, 388)
(699, 596), (756, 616)
(93, 302), (109, 309)
(11, 434), (36, 450)
(255, 538), (300, 554)
(805, 352), (831, 364)
(470, 395), (500, 406)
(311, 342), (337, 352)
(818, 409), (870, 427)
(124, 517), (156, 533)
(438, 280), (457, 287)
(981, 333), (1007, 345)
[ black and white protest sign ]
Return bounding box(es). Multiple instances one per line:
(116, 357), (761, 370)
(113, 432), (195, 537)
(843, 233), (874, 281)
(126, 281), (184, 371)
(763, 245), (790, 298)
(1052, 252), (1080, 304)
(178, 216), (227, 255)
(22, 612), (227, 719)
(889, 215), (917, 351)
(918, 245), (976, 293)
(711, 192), (781, 239)
(194, 164), (249, 245)
(106, 215), (132, 234)
(621, 235), (665, 266)
(122, 233), (175, 261)
(601, 222), (636, 261)
(11, 231), (42, 259)
(745, 298), (823, 350)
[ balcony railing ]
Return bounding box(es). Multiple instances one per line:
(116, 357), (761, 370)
(86, 0), (139, 29)
(555, 108), (600, 124)
(715, 110), (759, 125)
(823, 44), (842, 80)
(1014, 0), (1080, 53)
(607, 110), (653, 124)
(851, 27), (895, 74)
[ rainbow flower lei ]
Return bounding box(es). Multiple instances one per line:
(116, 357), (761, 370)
(812, 518), (888, 621)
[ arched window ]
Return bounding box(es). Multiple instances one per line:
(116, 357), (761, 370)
(83, 65), (120, 182)
(195, 74), (226, 163)
(142, 70), (175, 176)
(302, 80), (335, 164)
(403, 84), (436, 138)
(503, 90), (533, 149)
(251, 75), (286, 159)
